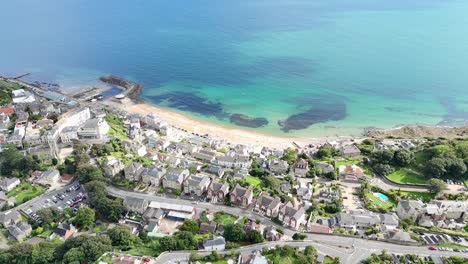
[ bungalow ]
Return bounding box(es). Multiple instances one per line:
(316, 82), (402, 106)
(238, 251), (268, 264)
(8, 222), (32, 242)
(207, 181), (229, 203)
(395, 200), (425, 220)
(293, 158), (309, 177)
(53, 223), (76, 240)
(278, 202), (306, 230)
(123, 197), (149, 214)
(161, 168), (190, 191)
(202, 235), (226, 251)
(103, 159), (125, 177)
(264, 226), (282, 241)
(0, 177), (20, 192)
(331, 211), (380, 231)
(316, 163), (335, 174)
(341, 145), (361, 158)
(268, 160), (289, 174)
(318, 186), (340, 203)
(0, 210), (21, 227)
(183, 175), (211, 196)
(0, 192), (15, 209)
(36, 170), (60, 186)
(297, 183), (313, 201)
(200, 221), (218, 234)
(379, 213), (400, 231)
(192, 149), (217, 163)
(254, 192), (282, 218)
(140, 165), (166, 186)
(229, 184), (253, 207)
(339, 165), (364, 181)
(307, 224), (332, 234)
(124, 162), (144, 182)
(207, 165), (225, 178)
(121, 140), (147, 157)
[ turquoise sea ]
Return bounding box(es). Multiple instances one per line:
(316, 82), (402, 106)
(1, 0), (467, 137)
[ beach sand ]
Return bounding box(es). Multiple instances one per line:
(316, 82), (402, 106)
(114, 100), (336, 148)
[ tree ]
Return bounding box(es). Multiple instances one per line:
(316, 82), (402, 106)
(374, 164), (394, 176)
(76, 164), (104, 184)
(159, 236), (177, 251)
(393, 150), (413, 167)
(292, 233), (307, 240)
(80, 235), (112, 261)
(63, 248), (85, 264)
(281, 149), (297, 165)
(74, 207), (95, 230)
(179, 219), (199, 233)
(425, 158), (447, 178)
(246, 230), (264, 243)
(316, 145), (336, 159)
(108, 226), (134, 248)
(446, 158), (467, 178)
(0, 145), (40, 178)
(84, 181), (125, 221)
(223, 224), (246, 241)
(428, 178), (447, 195)
(91, 144), (114, 157)
(263, 176), (280, 190)
(36, 207), (61, 225)
(174, 231), (198, 250)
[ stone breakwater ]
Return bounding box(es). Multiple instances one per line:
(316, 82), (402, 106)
(100, 75), (144, 102)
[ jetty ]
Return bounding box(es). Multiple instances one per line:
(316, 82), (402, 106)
(70, 87), (104, 101)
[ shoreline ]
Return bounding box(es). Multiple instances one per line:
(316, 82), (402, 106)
(109, 99), (354, 148)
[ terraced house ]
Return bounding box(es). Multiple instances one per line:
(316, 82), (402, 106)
(183, 175), (211, 196)
(207, 181), (229, 203)
(230, 184), (253, 207)
(278, 202), (305, 230)
(254, 192), (282, 218)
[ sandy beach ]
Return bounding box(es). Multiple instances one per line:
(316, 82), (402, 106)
(112, 100), (337, 148)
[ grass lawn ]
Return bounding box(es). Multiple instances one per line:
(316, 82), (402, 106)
(117, 246), (155, 256)
(266, 254), (298, 264)
(214, 212), (237, 225)
(7, 182), (45, 204)
(323, 256), (338, 264)
(386, 169), (427, 185)
(245, 176), (261, 187)
(335, 158), (361, 168)
(105, 113), (128, 139)
(397, 190), (434, 202)
(365, 192), (395, 210)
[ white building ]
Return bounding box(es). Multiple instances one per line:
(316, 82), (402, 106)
(12, 89), (35, 104)
(60, 126), (79, 143)
(77, 118), (109, 139)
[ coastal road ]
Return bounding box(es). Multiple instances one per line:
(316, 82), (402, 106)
(106, 186), (466, 263)
(153, 239), (465, 264)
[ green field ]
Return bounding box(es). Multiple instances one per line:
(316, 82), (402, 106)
(214, 212), (237, 225)
(386, 169), (427, 185)
(245, 176), (262, 187)
(7, 182), (45, 204)
(365, 192), (395, 210)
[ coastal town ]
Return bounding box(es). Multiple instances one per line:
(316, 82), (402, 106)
(0, 76), (467, 264)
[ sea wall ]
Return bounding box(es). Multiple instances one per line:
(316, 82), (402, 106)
(100, 75), (144, 102)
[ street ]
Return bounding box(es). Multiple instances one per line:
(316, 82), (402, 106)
(106, 186), (466, 263)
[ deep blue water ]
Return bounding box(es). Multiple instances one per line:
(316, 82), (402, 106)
(1, 0), (467, 136)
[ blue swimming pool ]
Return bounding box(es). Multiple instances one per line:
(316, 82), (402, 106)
(373, 192), (389, 202)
